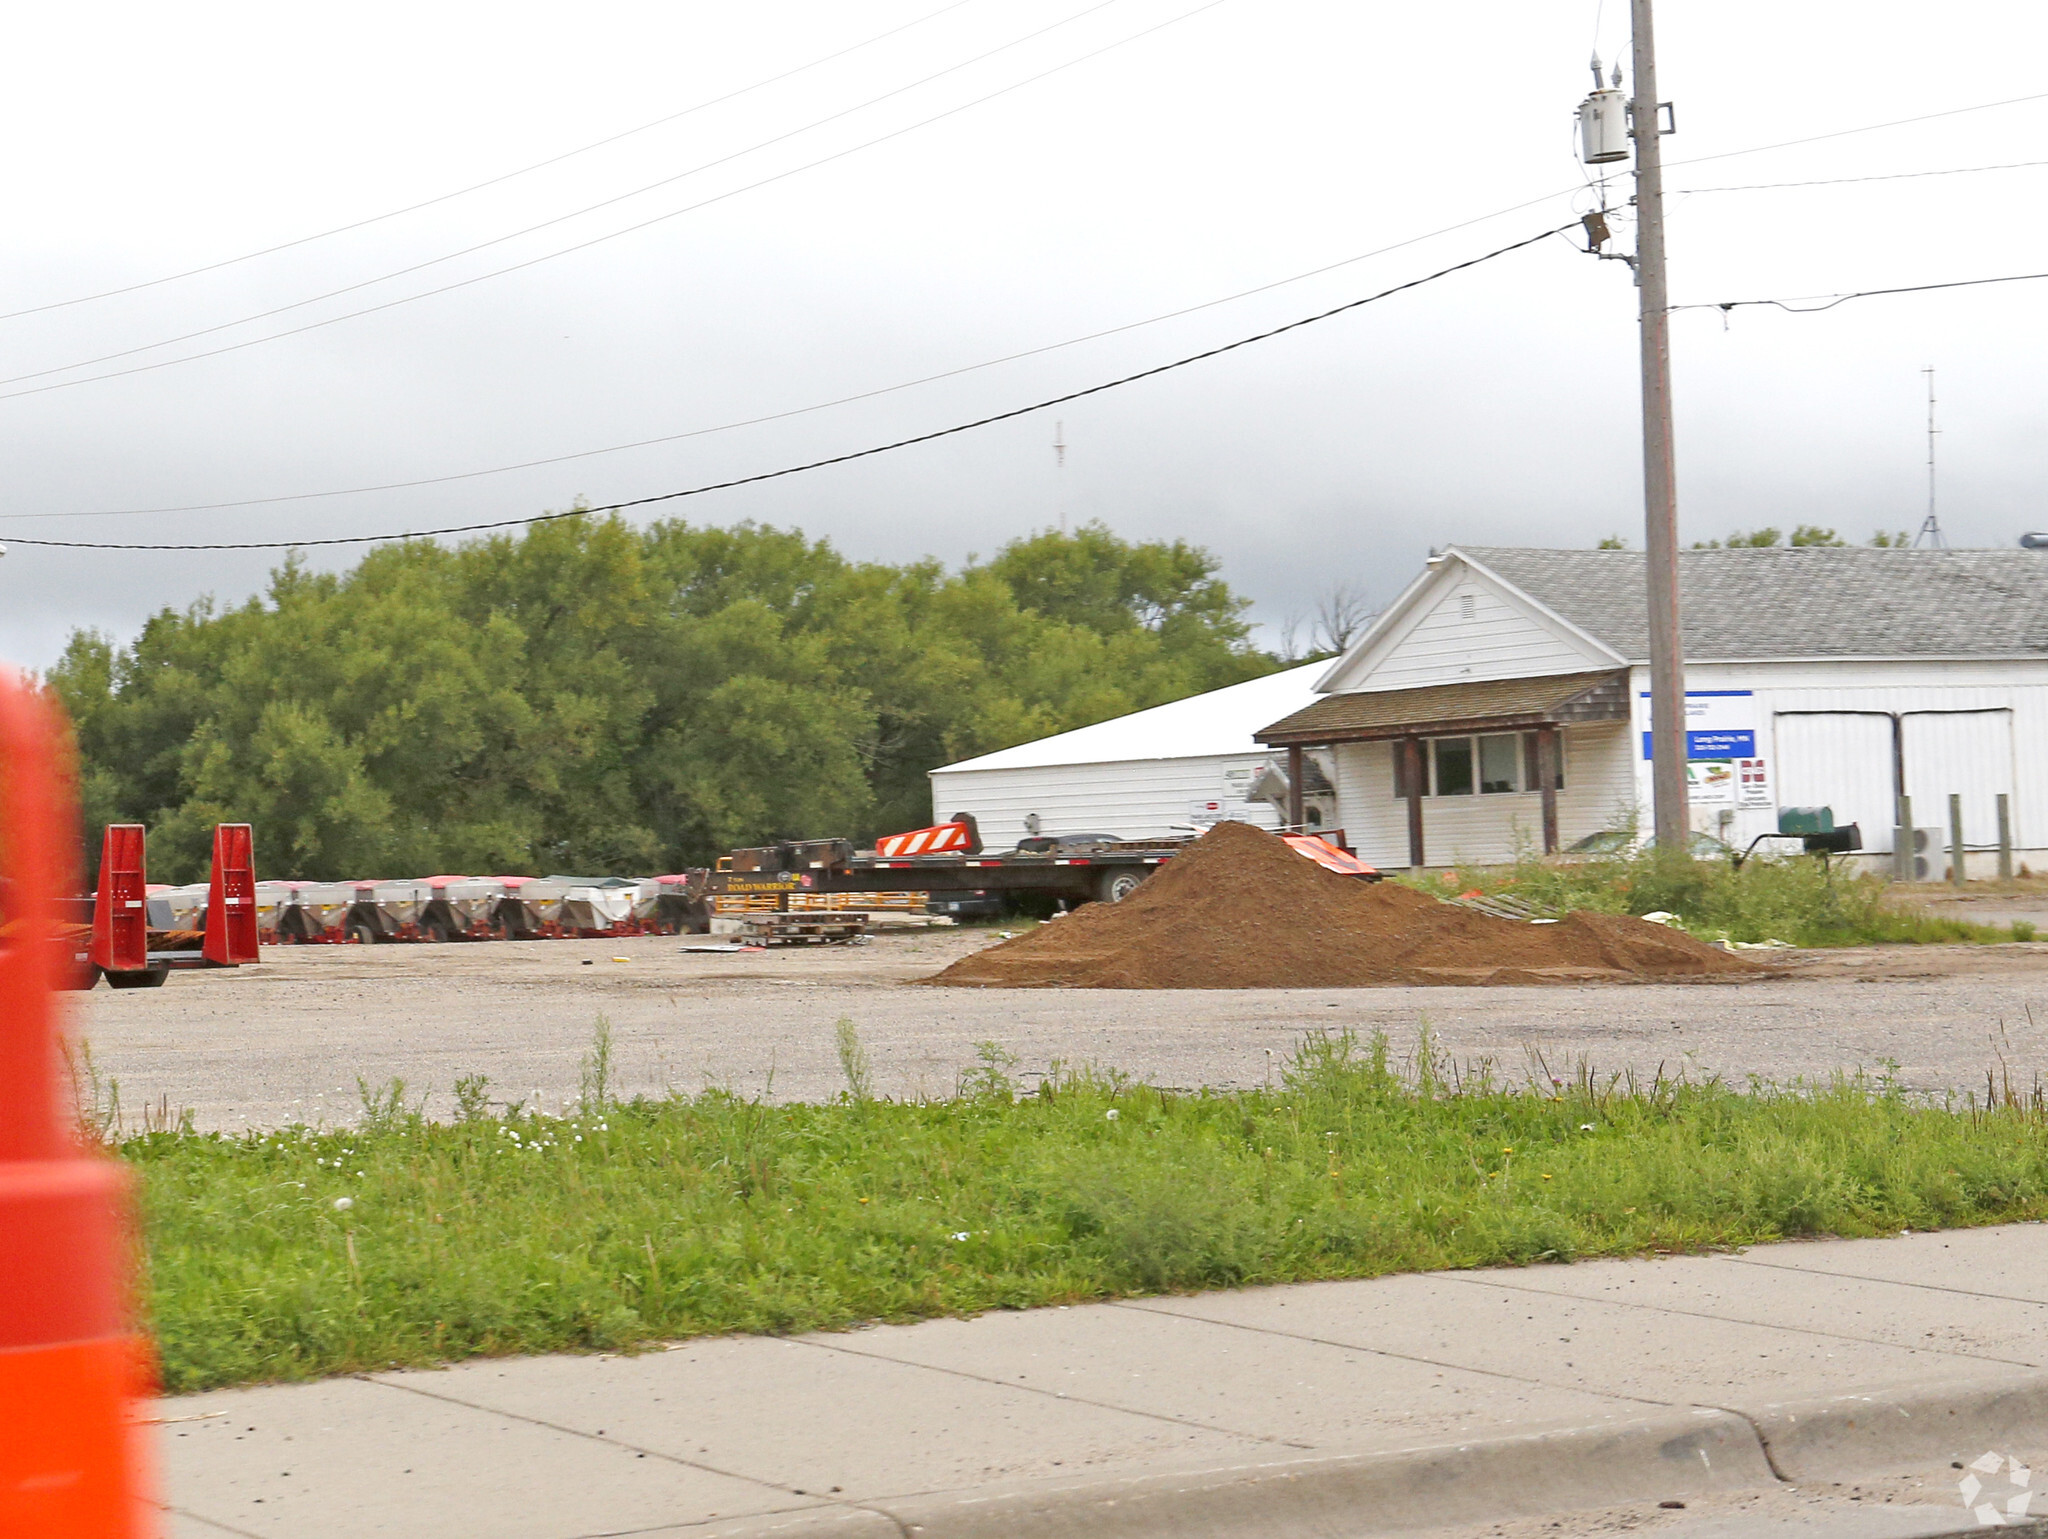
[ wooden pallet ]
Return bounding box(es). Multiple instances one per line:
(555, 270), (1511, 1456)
(732, 912), (870, 945)
(1446, 891), (1559, 923)
(713, 890), (930, 916)
(791, 890), (927, 911)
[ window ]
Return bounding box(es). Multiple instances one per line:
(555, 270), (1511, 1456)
(1393, 742), (1413, 799)
(1478, 734), (1520, 793)
(1433, 737), (1474, 796)
(1393, 731), (1567, 798)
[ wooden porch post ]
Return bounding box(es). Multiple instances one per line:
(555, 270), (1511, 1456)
(1285, 744), (1305, 829)
(1403, 736), (1426, 869)
(1537, 725), (1560, 855)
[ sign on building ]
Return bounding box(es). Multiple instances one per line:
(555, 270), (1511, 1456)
(1641, 690), (1757, 759)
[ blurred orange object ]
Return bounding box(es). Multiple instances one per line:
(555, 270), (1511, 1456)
(0, 672), (156, 1538)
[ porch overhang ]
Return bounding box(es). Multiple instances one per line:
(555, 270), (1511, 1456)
(1254, 670), (1630, 864)
(1254, 670), (1629, 748)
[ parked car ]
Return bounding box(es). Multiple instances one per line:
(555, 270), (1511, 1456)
(1010, 832), (1126, 854)
(927, 889), (1006, 920)
(1562, 830), (1734, 860)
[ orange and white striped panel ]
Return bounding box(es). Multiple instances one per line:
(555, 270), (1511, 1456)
(875, 823), (972, 857)
(1279, 834), (1379, 878)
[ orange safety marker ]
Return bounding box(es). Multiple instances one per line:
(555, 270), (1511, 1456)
(875, 821), (974, 858)
(0, 672), (157, 1538)
(201, 823), (257, 968)
(1279, 833), (1380, 879)
(88, 826), (149, 977)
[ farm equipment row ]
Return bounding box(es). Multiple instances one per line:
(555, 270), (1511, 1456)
(255, 873), (701, 944)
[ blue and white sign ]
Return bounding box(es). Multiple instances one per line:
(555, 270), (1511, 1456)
(1640, 690), (1757, 760)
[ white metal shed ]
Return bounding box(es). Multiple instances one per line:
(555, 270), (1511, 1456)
(927, 664), (1331, 851)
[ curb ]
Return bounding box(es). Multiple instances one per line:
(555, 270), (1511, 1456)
(697, 1371), (2048, 1538)
(700, 1408), (1771, 1538)
(1746, 1371), (2048, 1485)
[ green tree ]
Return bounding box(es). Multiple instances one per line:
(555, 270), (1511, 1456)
(46, 517), (1277, 878)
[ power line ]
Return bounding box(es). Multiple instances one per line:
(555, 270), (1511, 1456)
(1663, 87), (2048, 172)
(1674, 157), (2048, 195)
(1575, 86), (2048, 204)
(29, 108), (2037, 522)
(1, 49), (2021, 409)
(0, 0), (985, 324)
(1676, 268), (2048, 315)
(0, 0), (1155, 393)
(1, 186), (1585, 524)
(0, 224), (1572, 552)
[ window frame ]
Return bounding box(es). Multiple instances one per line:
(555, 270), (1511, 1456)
(1391, 731), (1566, 799)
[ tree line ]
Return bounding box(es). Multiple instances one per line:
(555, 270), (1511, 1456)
(48, 518), (1276, 883)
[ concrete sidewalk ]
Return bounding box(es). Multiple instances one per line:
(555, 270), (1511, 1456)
(158, 1223), (2048, 1538)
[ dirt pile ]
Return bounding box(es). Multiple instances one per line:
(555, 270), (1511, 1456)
(925, 821), (1765, 989)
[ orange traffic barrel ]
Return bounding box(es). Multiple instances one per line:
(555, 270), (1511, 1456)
(0, 673), (156, 1537)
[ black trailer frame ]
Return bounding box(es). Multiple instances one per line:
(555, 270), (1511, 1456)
(700, 838), (1189, 910)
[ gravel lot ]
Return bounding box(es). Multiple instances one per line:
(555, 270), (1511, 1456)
(71, 914), (2048, 1131)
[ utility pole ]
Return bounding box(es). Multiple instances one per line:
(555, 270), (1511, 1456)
(1631, 0), (1687, 853)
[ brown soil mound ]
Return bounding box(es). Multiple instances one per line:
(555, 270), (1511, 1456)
(924, 821), (1765, 989)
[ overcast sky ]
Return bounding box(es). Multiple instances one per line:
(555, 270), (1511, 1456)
(2, 0), (2044, 669)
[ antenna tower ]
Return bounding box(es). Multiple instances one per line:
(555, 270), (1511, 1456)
(1053, 420), (1067, 532)
(1915, 367), (1946, 549)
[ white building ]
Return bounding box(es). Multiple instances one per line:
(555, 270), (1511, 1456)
(927, 663), (1334, 850)
(1256, 546), (2048, 874)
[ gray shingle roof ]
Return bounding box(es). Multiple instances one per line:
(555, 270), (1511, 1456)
(1259, 671), (1623, 743)
(1457, 546), (2048, 659)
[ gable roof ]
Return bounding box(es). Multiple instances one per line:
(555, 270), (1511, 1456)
(931, 663), (1324, 776)
(1455, 546), (2048, 660)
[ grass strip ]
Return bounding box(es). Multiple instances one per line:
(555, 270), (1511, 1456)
(1402, 848), (2030, 947)
(129, 1030), (2048, 1394)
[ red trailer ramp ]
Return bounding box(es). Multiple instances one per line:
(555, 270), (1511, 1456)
(88, 825), (149, 979)
(203, 823), (258, 966)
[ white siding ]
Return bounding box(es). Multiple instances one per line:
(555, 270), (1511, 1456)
(1626, 660), (2048, 865)
(1330, 723), (1636, 869)
(1902, 712), (2016, 848)
(1323, 564), (1612, 694)
(930, 753), (1290, 850)
(1775, 714), (1895, 848)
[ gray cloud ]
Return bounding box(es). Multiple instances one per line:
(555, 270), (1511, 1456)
(3, 0), (2045, 669)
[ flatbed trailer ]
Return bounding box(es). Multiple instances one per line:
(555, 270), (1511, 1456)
(700, 820), (1378, 913)
(705, 833), (1186, 910)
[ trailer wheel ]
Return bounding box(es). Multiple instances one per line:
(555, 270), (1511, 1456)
(105, 964), (170, 989)
(421, 917), (451, 944)
(1096, 868), (1146, 904)
(347, 921), (377, 946)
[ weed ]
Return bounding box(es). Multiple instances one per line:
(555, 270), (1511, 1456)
(578, 1017), (616, 1113)
(355, 1076), (415, 1132)
(1404, 848), (2014, 948)
(63, 1037), (121, 1149)
(958, 1040), (1019, 1102)
(2014, 921), (2038, 943)
(834, 1019), (873, 1103)
(452, 1074), (495, 1123)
